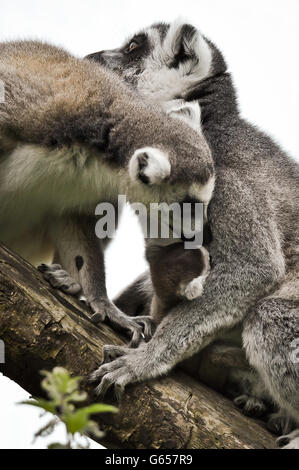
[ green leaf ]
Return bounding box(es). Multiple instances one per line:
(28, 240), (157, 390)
(80, 404), (118, 415)
(19, 399), (56, 414)
(64, 403), (117, 435)
(41, 368), (83, 402)
(20, 367), (117, 447)
(64, 409), (89, 435)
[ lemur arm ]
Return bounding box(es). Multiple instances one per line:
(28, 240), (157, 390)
(90, 169), (285, 396)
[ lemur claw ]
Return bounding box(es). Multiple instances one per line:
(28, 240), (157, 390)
(90, 298), (153, 346)
(90, 345), (151, 398)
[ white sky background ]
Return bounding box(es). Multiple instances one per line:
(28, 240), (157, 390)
(0, 0), (298, 449)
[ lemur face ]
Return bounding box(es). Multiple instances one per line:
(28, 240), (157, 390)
(86, 20), (225, 103)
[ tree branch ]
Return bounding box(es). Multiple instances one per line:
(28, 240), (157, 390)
(0, 243), (275, 449)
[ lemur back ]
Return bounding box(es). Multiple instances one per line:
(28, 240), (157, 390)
(0, 40), (213, 264)
(0, 39), (214, 345)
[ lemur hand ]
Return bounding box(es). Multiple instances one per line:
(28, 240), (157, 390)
(180, 275), (206, 300)
(89, 342), (160, 400)
(38, 264), (82, 295)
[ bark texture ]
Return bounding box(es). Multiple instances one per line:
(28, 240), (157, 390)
(0, 243), (276, 449)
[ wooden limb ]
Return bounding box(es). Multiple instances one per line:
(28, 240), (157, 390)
(0, 243), (276, 449)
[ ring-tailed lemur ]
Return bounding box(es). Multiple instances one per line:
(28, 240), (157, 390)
(87, 20), (299, 448)
(0, 40), (214, 346)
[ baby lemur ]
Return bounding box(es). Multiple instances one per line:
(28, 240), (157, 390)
(146, 242), (210, 325)
(0, 40), (213, 346)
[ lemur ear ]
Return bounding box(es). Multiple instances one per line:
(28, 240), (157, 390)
(165, 21), (200, 60)
(164, 20), (213, 80)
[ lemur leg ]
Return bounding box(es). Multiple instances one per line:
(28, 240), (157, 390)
(115, 272), (273, 418)
(116, 281), (272, 416)
(39, 216), (153, 346)
(112, 271), (283, 422)
(39, 200), (123, 300)
(90, 257), (281, 397)
(243, 269), (299, 447)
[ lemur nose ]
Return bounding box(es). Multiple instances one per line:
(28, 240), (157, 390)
(85, 51), (106, 63)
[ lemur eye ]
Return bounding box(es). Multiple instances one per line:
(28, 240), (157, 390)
(128, 41), (138, 52)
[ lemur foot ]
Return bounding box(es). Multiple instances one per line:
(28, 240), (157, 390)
(129, 147), (171, 185)
(38, 264), (82, 295)
(277, 429), (299, 449)
(233, 394), (268, 418)
(266, 411), (295, 435)
(90, 298), (154, 347)
(39, 263), (153, 344)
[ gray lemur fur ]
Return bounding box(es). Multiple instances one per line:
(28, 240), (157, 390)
(0, 40), (214, 346)
(87, 20), (299, 448)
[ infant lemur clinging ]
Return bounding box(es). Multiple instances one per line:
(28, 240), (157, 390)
(0, 39), (214, 345)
